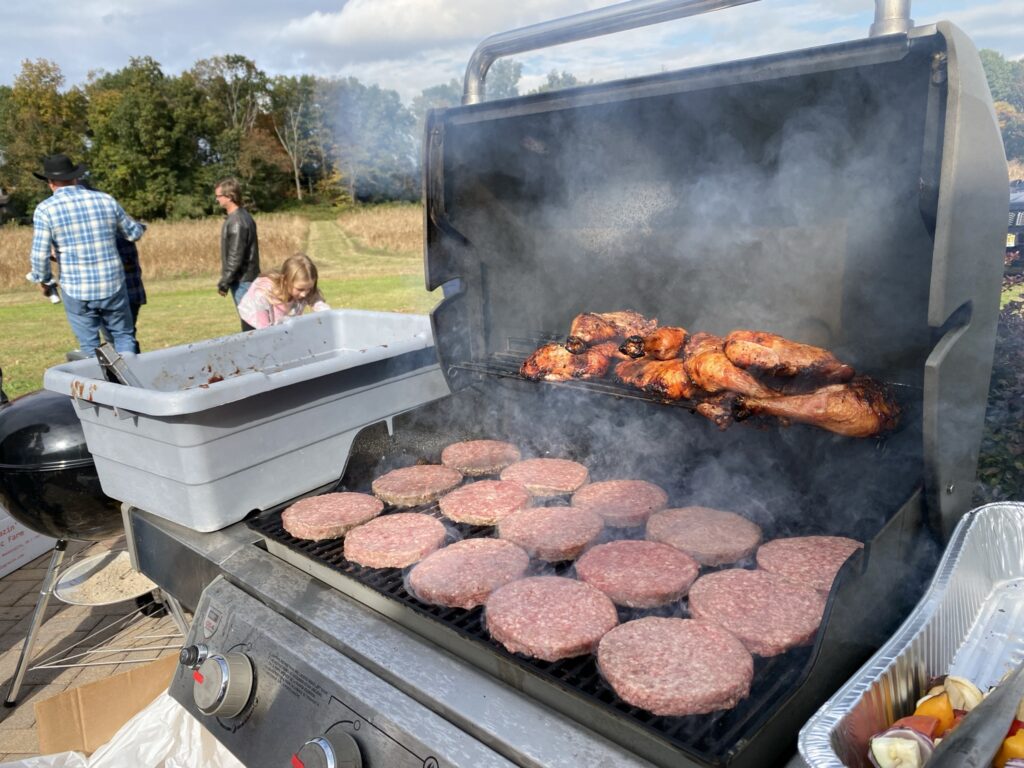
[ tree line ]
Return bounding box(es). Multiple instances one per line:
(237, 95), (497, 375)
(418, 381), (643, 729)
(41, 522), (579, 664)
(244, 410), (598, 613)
(0, 50), (1019, 223)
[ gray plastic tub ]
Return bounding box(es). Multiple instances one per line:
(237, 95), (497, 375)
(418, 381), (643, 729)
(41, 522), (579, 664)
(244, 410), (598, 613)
(798, 502), (1024, 767)
(43, 310), (450, 532)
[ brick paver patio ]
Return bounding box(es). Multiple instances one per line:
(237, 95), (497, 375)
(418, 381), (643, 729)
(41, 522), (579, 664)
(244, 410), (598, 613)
(0, 535), (183, 762)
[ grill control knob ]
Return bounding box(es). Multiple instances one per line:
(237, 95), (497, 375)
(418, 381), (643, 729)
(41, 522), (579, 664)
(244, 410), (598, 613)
(178, 643), (209, 669)
(293, 731), (362, 768)
(192, 652), (254, 718)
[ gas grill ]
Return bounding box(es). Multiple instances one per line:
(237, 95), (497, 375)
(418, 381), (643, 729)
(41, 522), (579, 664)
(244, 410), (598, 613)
(124, 2), (1009, 767)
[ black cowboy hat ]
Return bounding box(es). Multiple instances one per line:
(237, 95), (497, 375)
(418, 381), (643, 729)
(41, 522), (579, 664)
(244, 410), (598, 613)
(33, 154), (87, 182)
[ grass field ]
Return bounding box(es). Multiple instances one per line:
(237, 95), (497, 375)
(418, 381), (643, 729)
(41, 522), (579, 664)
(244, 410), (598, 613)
(0, 203), (435, 399)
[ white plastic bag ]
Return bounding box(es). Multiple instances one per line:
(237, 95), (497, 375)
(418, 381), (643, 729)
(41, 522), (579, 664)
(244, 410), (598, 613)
(1, 693), (244, 768)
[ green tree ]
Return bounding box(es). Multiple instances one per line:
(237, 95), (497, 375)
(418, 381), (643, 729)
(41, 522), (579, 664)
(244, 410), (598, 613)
(189, 55), (269, 173)
(318, 77), (416, 201)
(529, 69), (585, 95)
(85, 57), (205, 219)
(996, 102), (1024, 162)
(1, 60), (88, 215)
(268, 75), (319, 201)
(486, 59), (523, 101)
(980, 50), (1024, 111)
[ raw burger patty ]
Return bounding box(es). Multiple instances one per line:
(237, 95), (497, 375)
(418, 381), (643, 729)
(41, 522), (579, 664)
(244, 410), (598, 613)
(571, 479), (669, 527)
(408, 538), (529, 609)
(343, 513), (447, 568)
(646, 506), (763, 566)
(499, 458), (589, 497)
(485, 576), (618, 661)
(281, 492), (383, 541)
(687, 568), (826, 657)
(371, 465), (463, 507)
(575, 540), (699, 608)
(441, 439), (521, 476)
(756, 535), (864, 592)
(498, 506), (603, 561)
(438, 480), (531, 526)
(598, 617), (754, 716)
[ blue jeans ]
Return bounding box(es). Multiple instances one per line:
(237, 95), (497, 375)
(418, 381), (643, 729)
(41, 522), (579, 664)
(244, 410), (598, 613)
(62, 285), (138, 356)
(231, 281), (254, 331)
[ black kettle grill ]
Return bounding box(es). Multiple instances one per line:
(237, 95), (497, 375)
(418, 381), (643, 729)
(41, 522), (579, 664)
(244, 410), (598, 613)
(0, 367), (123, 707)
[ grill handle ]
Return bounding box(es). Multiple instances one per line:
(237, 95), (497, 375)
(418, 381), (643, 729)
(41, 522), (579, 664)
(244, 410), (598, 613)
(462, 0), (759, 105)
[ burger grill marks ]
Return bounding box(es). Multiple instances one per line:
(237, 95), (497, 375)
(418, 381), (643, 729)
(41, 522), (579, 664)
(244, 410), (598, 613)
(520, 311), (900, 438)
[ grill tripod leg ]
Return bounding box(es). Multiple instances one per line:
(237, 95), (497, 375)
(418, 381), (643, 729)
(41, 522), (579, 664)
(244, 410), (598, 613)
(4, 540), (68, 707)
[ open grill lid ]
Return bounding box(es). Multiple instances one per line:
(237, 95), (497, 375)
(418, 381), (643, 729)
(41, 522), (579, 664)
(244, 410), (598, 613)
(423, 20), (1007, 538)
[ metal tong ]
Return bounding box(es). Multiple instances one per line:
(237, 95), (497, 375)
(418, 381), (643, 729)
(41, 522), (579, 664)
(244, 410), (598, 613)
(928, 660), (1024, 767)
(95, 343), (144, 387)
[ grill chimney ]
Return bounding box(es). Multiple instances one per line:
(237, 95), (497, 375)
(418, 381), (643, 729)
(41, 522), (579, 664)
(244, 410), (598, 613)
(869, 0), (913, 37)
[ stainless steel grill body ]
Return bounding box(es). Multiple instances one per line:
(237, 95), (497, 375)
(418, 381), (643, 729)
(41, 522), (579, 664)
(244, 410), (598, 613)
(138, 13), (1007, 768)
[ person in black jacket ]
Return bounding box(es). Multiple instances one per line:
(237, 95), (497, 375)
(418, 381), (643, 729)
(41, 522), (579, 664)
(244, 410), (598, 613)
(214, 177), (260, 331)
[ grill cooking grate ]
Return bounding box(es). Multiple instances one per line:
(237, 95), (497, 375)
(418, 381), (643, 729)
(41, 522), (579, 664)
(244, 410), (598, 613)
(249, 495), (816, 767)
(448, 332), (707, 412)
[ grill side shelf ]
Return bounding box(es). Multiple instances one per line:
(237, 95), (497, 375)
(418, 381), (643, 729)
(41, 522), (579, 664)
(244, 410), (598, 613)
(247, 505), (814, 768)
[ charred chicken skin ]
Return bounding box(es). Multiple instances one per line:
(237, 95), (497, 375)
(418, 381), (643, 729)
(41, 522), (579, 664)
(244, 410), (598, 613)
(520, 341), (623, 381)
(683, 333), (779, 399)
(619, 327), (689, 360)
(615, 357), (698, 400)
(695, 393), (738, 430)
(736, 377), (899, 438)
(565, 311), (658, 349)
(724, 330), (855, 384)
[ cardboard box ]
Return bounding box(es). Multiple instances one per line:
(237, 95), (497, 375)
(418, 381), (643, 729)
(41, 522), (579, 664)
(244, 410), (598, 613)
(34, 654), (178, 756)
(0, 512), (56, 579)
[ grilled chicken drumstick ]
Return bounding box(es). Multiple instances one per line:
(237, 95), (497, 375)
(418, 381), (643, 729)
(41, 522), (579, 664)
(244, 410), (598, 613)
(565, 310), (658, 350)
(736, 377), (899, 438)
(615, 357), (698, 400)
(683, 333), (779, 399)
(620, 327), (689, 360)
(724, 330), (855, 385)
(520, 341), (625, 381)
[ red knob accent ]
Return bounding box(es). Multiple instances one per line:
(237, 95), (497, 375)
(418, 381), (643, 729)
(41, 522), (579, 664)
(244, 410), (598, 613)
(193, 670), (204, 684)
(291, 756), (304, 768)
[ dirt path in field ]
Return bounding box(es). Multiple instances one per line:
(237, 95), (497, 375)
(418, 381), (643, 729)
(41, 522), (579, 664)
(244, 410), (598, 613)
(303, 218), (423, 281)
(304, 219), (360, 277)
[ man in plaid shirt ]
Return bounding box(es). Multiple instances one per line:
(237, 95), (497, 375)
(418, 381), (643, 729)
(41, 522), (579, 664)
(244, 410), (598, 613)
(28, 154), (145, 356)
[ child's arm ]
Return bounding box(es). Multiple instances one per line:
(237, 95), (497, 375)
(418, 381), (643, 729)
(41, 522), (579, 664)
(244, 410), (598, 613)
(309, 290), (330, 313)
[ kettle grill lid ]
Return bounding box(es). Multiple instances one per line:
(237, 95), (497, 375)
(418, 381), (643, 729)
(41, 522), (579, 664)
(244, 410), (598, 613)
(0, 389), (94, 470)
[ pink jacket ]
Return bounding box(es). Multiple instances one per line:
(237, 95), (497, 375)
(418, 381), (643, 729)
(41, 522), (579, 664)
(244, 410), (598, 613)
(237, 276), (330, 329)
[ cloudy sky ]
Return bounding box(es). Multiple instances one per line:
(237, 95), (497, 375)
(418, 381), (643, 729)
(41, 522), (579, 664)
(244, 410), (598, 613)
(1, 0), (1021, 103)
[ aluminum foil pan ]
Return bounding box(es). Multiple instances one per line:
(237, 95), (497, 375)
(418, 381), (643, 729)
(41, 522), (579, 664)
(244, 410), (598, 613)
(798, 501), (1024, 767)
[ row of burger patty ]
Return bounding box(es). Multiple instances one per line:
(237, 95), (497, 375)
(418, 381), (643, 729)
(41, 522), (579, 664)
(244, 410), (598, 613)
(278, 438), (863, 717)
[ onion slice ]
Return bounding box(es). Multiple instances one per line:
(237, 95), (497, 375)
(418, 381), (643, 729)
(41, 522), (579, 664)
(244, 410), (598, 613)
(868, 726), (935, 768)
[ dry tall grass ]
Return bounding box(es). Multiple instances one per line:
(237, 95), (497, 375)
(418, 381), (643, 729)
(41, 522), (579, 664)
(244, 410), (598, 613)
(1010, 159), (1024, 182)
(337, 203), (423, 254)
(0, 214), (308, 291)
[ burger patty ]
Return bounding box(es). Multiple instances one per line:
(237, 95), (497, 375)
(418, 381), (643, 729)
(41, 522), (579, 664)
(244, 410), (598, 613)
(407, 538), (530, 609)
(343, 513), (447, 568)
(441, 439), (522, 476)
(756, 535), (864, 592)
(499, 458), (589, 497)
(371, 465), (464, 507)
(438, 480), (531, 526)
(687, 568), (827, 657)
(281, 492), (384, 541)
(497, 506), (604, 561)
(575, 540), (700, 608)
(571, 479), (669, 527)
(597, 617), (754, 716)
(646, 506), (763, 566)
(485, 576), (619, 661)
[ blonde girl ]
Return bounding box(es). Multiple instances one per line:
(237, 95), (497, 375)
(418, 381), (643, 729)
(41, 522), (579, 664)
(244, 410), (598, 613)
(237, 253), (330, 329)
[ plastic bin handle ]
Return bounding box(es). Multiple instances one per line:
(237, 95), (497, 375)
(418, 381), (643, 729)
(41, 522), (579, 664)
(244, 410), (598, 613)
(462, 0), (759, 104)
